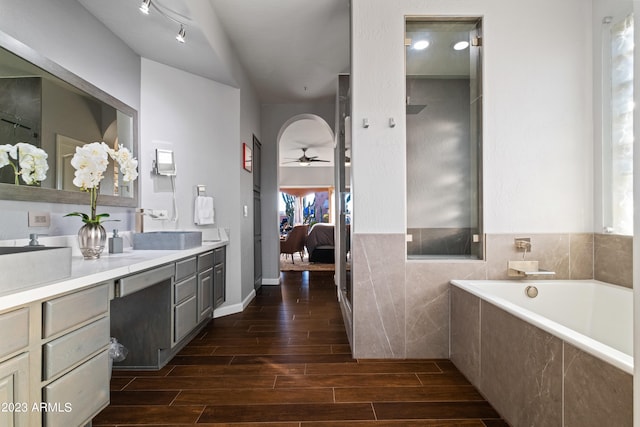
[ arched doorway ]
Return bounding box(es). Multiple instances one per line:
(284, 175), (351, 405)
(277, 114), (335, 269)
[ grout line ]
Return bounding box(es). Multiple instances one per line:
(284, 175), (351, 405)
(193, 404), (207, 424)
(168, 390), (181, 406)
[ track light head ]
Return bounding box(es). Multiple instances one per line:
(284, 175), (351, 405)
(139, 0), (151, 15)
(176, 25), (186, 43)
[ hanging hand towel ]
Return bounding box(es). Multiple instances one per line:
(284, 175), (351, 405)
(194, 196), (215, 225)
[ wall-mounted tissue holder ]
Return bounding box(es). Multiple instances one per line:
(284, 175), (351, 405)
(507, 260), (555, 277)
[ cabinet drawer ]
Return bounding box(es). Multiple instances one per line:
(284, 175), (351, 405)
(117, 264), (174, 297)
(43, 284), (109, 338)
(214, 247), (225, 264)
(198, 251), (214, 272)
(174, 275), (197, 304)
(175, 257), (197, 282)
(43, 350), (109, 427)
(0, 307), (29, 360)
(174, 296), (197, 343)
(43, 317), (109, 380)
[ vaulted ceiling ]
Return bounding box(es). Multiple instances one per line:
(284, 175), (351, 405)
(78, 0), (349, 167)
(78, 0), (350, 104)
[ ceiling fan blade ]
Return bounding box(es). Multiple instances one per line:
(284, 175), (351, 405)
(310, 159), (330, 162)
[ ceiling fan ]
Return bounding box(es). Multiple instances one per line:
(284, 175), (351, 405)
(283, 148), (330, 166)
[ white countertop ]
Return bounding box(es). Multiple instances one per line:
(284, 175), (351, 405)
(0, 238), (228, 312)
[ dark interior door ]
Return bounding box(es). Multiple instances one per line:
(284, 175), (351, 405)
(253, 135), (262, 291)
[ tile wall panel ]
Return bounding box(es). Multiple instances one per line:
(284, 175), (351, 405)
(480, 301), (563, 426)
(564, 343), (632, 427)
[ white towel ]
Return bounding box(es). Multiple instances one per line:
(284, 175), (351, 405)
(194, 196), (215, 225)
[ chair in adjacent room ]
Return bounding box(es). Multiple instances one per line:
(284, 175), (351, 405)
(280, 224), (308, 264)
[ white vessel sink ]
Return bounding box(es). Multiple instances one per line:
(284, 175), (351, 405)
(132, 231), (203, 250)
(0, 246), (72, 292)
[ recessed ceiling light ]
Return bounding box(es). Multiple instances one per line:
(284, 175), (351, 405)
(412, 40), (430, 50)
(453, 41), (469, 51)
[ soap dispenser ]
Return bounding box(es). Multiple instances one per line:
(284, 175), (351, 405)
(109, 229), (123, 254)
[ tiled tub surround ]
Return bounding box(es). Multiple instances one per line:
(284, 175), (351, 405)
(594, 233), (633, 288)
(351, 232), (597, 359)
(450, 280), (632, 427)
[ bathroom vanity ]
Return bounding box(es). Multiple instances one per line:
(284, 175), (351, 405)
(0, 240), (227, 427)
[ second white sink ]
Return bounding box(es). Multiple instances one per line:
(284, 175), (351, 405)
(132, 231), (203, 250)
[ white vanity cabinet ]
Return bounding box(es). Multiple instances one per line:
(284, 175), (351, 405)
(197, 251), (214, 323)
(0, 307), (30, 427)
(0, 282), (110, 427)
(213, 247), (226, 308)
(173, 257), (198, 344)
(0, 241), (228, 425)
(40, 283), (110, 427)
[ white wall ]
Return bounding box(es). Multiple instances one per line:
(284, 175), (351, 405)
(187, 0), (262, 301)
(140, 58), (245, 307)
(351, 0), (593, 235)
(279, 166), (334, 187)
(0, 0), (140, 239)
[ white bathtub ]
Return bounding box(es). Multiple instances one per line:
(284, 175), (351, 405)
(450, 279), (633, 374)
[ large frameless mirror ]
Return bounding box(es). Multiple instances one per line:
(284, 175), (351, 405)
(0, 30), (138, 208)
(405, 17), (483, 259)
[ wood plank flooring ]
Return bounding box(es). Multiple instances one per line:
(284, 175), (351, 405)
(94, 271), (508, 426)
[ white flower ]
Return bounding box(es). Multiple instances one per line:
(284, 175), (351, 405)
(15, 142), (49, 185)
(0, 144), (12, 169)
(69, 141), (138, 190)
(70, 142), (110, 190)
(110, 146), (138, 182)
(0, 143), (49, 185)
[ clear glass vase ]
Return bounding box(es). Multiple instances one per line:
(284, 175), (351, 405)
(78, 223), (107, 259)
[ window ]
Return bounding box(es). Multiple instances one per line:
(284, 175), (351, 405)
(604, 14), (634, 235)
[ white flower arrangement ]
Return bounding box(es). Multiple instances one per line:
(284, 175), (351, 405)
(0, 142), (49, 185)
(66, 141), (138, 224)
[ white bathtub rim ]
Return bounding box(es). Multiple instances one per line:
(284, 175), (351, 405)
(450, 279), (633, 375)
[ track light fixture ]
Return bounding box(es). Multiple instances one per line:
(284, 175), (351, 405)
(139, 0), (151, 15)
(139, 0), (188, 43)
(176, 25), (186, 43)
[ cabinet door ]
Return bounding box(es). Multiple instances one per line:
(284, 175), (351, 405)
(174, 296), (197, 343)
(197, 268), (213, 323)
(214, 262), (225, 308)
(0, 353), (29, 427)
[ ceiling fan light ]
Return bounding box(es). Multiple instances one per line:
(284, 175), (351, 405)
(176, 25), (186, 43)
(139, 0), (151, 14)
(299, 161), (311, 166)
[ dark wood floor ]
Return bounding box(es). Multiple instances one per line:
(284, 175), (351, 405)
(94, 271), (507, 426)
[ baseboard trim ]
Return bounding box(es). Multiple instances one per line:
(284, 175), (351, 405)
(262, 277), (280, 285)
(213, 289), (256, 318)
